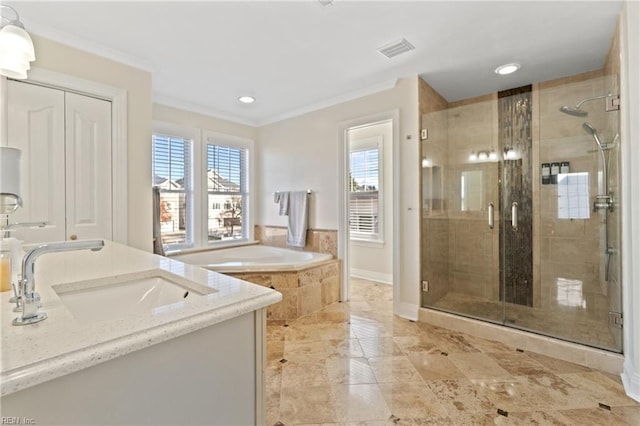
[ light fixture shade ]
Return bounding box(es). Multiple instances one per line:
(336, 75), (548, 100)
(0, 24), (35, 79)
(0, 24), (35, 60)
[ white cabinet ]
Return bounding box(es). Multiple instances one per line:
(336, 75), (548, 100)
(2, 310), (266, 425)
(5, 80), (112, 243)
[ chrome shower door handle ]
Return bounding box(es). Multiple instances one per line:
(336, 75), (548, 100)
(512, 202), (518, 231)
(488, 203), (494, 229)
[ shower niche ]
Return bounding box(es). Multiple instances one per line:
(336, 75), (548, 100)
(419, 70), (622, 352)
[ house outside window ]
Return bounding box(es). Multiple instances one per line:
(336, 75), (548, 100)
(349, 136), (383, 242)
(206, 142), (248, 242)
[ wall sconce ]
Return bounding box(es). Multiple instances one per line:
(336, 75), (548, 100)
(0, 5), (36, 79)
(469, 150), (497, 162)
(421, 157), (431, 168)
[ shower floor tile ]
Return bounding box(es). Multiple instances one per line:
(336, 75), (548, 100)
(265, 278), (638, 425)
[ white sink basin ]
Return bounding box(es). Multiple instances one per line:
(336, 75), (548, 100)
(52, 269), (216, 322)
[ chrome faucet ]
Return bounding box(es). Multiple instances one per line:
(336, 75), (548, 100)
(13, 239), (105, 326)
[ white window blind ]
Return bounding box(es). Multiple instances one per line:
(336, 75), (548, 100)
(206, 143), (248, 242)
(349, 146), (380, 238)
(152, 135), (192, 248)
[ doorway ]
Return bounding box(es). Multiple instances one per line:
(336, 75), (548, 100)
(339, 111), (399, 313)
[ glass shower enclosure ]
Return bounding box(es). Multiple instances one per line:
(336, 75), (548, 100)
(420, 73), (622, 352)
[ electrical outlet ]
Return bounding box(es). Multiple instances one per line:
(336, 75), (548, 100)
(421, 280), (429, 292)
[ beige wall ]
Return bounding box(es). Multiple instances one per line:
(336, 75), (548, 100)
(257, 77), (420, 314)
(153, 104), (257, 141)
(29, 35), (153, 251)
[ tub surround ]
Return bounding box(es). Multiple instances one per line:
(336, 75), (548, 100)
(0, 240), (281, 397)
(255, 225), (338, 258)
(173, 244), (341, 320)
(229, 260), (341, 321)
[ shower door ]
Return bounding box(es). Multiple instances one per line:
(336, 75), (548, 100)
(420, 75), (623, 352)
(420, 94), (502, 324)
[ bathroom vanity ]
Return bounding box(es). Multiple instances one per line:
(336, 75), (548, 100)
(0, 241), (281, 425)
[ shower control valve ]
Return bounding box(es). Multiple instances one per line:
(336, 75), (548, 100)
(593, 194), (613, 212)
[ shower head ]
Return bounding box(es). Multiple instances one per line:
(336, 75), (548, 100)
(582, 122), (604, 149)
(559, 93), (614, 117)
(560, 105), (588, 117)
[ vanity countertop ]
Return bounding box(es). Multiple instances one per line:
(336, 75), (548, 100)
(0, 241), (281, 396)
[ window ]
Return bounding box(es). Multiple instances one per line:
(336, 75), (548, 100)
(152, 135), (192, 249)
(152, 124), (252, 252)
(206, 143), (248, 242)
(349, 136), (382, 241)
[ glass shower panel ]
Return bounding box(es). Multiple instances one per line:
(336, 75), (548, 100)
(421, 97), (502, 323)
(504, 75), (622, 352)
(420, 73), (622, 353)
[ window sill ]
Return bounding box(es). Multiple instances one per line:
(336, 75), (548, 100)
(350, 238), (385, 248)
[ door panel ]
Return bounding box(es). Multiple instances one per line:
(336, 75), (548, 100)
(5, 81), (113, 244)
(7, 81), (66, 243)
(65, 92), (112, 241)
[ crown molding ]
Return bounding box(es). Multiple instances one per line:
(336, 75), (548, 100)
(23, 18), (155, 72)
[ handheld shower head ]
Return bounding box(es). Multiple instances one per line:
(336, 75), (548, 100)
(582, 122), (604, 149)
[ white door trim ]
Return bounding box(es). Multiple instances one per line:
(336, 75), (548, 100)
(24, 67), (128, 245)
(337, 110), (400, 315)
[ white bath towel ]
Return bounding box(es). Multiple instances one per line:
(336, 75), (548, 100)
(274, 191), (290, 216)
(287, 191), (309, 247)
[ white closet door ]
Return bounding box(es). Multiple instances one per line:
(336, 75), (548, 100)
(7, 80), (66, 243)
(64, 92), (112, 241)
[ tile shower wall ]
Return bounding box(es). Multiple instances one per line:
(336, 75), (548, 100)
(537, 73), (609, 324)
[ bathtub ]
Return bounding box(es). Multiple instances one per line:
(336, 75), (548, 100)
(171, 244), (333, 273)
(172, 244), (340, 320)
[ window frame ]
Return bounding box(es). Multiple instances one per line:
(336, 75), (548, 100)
(348, 135), (384, 244)
(201, 130), (252, 247)
(152, 123), (254, 253)
(152, 124), (199, 252)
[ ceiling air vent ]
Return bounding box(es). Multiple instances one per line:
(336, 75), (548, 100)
(377, 38), (415, 59)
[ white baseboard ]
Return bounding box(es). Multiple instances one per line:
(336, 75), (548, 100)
(396, 302), (419, 321)
(622, 359), (640, 402)
(350, 268), (393, 285)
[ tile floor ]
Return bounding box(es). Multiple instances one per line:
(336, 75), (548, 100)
(265, 278), (640, 425)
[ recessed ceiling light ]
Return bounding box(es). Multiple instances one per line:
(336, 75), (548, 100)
(238, 96), (255, 104)
(495, 63), (520, 75)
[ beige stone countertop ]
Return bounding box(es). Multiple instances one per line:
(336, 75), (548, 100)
(0, 240), (282, 396)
